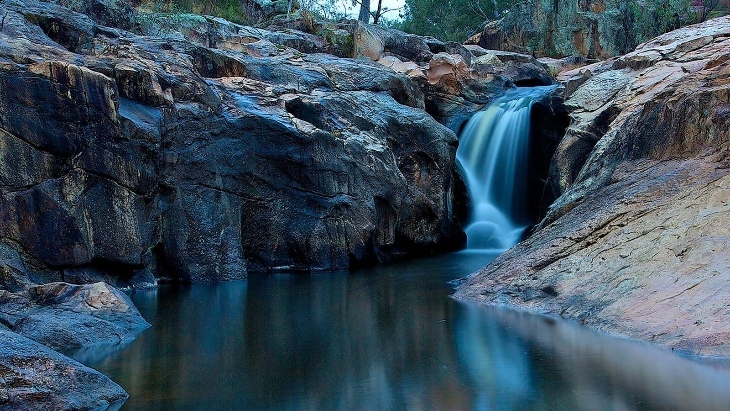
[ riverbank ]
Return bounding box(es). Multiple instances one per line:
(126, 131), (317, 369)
(72, 254), (730, 410)
(455, 16), (730, 357)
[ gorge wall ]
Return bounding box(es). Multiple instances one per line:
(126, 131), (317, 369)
(456, 16), (730, 357)
(0, 0), (558, 287)
(0, 1), (562, 408)
(468, 0), (704, 59)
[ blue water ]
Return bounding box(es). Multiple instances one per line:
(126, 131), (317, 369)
(73, 251), (730, 410)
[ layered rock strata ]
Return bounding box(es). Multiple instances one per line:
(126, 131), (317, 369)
(0, 0), (557, 285)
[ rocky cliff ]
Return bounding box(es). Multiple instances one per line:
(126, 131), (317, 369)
(0, 0), (561, 407)
(456, 16), (730, 357)
(468, 0), (695, 59)
(0, 0), (556, 289)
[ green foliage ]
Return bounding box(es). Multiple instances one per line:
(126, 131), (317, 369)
(628, 0), (693, 44)
(137, 0), (247, 23)
(400, 0), (518, 41)
(299, 0), (353, 20)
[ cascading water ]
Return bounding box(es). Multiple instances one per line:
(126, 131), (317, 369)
(457, 86), (556, 250)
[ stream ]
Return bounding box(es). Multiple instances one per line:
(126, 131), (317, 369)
(72, 251), (730, 410)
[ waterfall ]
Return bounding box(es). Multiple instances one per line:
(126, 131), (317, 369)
(457, 86), (556, 251)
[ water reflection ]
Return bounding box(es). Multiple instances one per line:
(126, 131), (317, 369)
(76, 252), (730, 410)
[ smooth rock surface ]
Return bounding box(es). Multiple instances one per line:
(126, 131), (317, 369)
(456, 16), (730, 356)
(0, 282), (150, 351)
(0, 327), (128, 410)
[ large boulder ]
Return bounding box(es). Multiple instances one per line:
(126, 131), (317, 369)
(455, 16), (730, 356)
(0, 327), (128, 410)
(0, 282), (150, 351)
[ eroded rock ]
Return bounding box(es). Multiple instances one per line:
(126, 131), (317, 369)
(0, 327), (128, 410)
(0, 0), (518, 282)
(456, 16), (730, 356)
(1, 282), (150, 351)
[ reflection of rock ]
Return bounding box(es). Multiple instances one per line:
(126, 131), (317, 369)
(0, 327), (128, 410)
(456, 17), (730, 356)
(484, 306), (730, 410)
(455, 305), (535, 410)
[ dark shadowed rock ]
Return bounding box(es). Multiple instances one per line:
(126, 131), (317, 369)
(0, 0), (504, 281)
(0, 327), (128, 410)
(0, 0), (557, 285)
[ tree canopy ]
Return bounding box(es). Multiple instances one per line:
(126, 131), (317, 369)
(399, 0), (518, 41)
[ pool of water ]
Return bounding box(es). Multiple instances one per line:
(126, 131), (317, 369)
(74, 251), (730, 410)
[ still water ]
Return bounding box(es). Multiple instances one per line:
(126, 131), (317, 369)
(74, 251), (730, 410)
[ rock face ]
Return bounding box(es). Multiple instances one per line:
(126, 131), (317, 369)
(455, 17), (730, 356)
(467, 0), (683, 59)
(0, 327), (128, 410)
(0, 0), (461, 284)
(354, 22), (557, 133)
(0, 0), (558, 284)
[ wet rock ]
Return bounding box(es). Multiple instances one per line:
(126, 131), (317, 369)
(0, 327), (128, 410)
(0, 282), (150, 351)
(456, 17), (730, 356)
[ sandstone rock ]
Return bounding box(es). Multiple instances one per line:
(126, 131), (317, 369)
(354, 22), (434, 63)
(456, 16), (730, 356)
(537, 56), (596, 76)
(0, 327), (128, 410)
(421, 46), (556, 133)
(426, 53), (471, 92)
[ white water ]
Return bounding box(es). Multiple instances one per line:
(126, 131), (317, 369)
(457, 86), (556, 250)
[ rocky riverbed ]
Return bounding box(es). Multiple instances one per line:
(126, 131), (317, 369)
(0, 0), (561, 408)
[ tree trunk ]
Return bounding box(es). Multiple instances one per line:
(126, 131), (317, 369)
(373, 0), (383, 24)
(359, 0), (371, 23)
